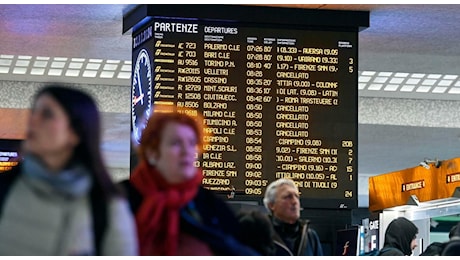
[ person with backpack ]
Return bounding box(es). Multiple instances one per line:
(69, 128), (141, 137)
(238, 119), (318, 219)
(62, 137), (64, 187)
(378, 217), (418, 256)
(0, 84), (138, 255)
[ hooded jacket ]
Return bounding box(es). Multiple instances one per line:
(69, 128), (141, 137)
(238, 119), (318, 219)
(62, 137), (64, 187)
(379, 217), (418, 256)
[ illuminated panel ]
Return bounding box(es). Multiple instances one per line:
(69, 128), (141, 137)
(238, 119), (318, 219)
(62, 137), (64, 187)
(0, 139), (22, 173)
(128, 5), (367, 209)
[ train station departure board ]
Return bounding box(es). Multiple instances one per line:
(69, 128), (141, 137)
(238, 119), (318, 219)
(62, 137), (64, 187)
(126, 5), (369, 209)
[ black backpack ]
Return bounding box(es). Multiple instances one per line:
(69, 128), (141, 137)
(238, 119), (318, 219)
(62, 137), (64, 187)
(420, 241), (445, 256)
(441, 240), (460, 256)
(0, 165), (107, 255)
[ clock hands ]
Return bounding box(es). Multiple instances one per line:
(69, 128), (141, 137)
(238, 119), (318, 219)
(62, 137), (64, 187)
(133, 93), (144, 106)
(136, 67), (144, 105)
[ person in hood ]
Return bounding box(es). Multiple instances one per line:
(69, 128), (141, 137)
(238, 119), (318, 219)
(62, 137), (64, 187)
(379, 217), (418, 256)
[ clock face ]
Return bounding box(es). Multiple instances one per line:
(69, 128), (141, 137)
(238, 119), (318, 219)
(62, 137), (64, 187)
(131, 48), (152, 145)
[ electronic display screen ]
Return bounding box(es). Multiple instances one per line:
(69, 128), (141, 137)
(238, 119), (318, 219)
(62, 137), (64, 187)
(130, 7), (361, 209)
(0, 139), (22, 173)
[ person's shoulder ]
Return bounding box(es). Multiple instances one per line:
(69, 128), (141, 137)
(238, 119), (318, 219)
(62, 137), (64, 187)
(194, 187), (240, 226)
(195, 186), (227, 206)
(299, 218), (317, 233)
(116, 178), (142, 213)
(106, 195), (136, 221)
(195, 187), (238, 216)
(118, 178), (132, 191)
(107, 195), (130, 208)
(379, 246), (404, 256)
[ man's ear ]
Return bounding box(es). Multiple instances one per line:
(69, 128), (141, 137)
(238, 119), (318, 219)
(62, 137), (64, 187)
(268, 201), (275, 212)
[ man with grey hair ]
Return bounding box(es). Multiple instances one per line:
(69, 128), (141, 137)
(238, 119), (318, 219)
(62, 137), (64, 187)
(263, 178), (323, 256)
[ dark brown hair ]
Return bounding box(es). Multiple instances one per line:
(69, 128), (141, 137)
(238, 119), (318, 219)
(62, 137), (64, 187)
(34, 83), (122, 198)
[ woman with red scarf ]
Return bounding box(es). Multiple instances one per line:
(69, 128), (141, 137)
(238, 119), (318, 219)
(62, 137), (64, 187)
(122, 109), (258, 256)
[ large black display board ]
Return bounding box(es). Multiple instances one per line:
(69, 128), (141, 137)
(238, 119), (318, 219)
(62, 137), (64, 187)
(125, 4), (369, 209)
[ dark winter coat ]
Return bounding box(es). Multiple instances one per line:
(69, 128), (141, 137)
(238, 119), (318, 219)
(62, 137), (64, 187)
(270, 216), (323, 256)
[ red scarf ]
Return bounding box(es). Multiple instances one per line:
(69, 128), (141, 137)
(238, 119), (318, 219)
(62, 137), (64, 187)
(130, 160), (203, 255)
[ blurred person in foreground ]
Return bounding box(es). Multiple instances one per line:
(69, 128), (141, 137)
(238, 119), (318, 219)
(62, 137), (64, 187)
(121, 107), (258, 255)
(0, 84), (138, 255)
(263, 178), (323, 256)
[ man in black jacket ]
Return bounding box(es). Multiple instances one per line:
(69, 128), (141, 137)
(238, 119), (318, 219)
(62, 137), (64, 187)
(263, 178), (323, 256)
